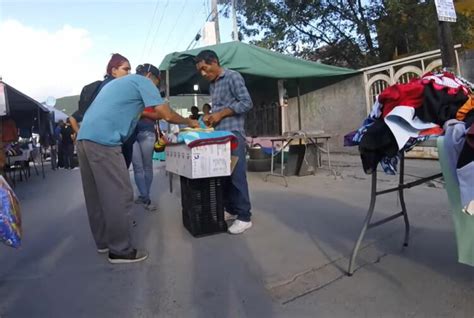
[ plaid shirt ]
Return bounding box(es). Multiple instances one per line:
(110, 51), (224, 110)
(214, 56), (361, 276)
(209, 69), (253, 134)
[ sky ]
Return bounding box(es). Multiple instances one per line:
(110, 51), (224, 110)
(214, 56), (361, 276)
(0, 0), (235, 102)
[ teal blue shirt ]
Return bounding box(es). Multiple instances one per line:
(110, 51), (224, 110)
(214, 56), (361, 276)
(77, 74), (163, 146)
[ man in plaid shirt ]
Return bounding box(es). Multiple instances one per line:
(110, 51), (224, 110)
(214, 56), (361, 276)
(195, 50), (253, 234)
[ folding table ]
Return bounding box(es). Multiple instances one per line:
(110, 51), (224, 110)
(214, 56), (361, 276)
(264, 133), (332, 187)
(347, 139), (443, 275)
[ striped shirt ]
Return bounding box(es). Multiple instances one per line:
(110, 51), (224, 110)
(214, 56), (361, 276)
(209, 69), (253, 134)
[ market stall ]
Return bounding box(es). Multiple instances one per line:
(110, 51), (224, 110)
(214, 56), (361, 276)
(159, 41), (359, 180)
(0, 81), (51, 185)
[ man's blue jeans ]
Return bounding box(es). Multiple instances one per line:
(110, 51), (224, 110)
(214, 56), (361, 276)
(132, 130), (155, 202)
(225, 131), (252, 222)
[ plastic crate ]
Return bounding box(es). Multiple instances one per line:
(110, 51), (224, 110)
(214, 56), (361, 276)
(180, 176), (227, 237)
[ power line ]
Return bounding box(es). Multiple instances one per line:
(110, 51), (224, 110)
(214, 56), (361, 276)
(162, 0), (188, 50)
(140, 0), (161, 61)
(173, 1), (204, 51)
(185, 3), (229, 51)
(147, 0), (170, 60)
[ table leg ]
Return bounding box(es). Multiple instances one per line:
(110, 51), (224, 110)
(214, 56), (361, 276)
(326, 139), (332, 171)
(399, 153), (410, 247)
(265, 140), (288, 187)
(169, 172), (173, 193)
(348, 171), (377, 276)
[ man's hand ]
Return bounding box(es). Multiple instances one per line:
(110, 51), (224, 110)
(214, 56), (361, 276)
(188, 119), (200, 128)
(204, 112), (224, 127)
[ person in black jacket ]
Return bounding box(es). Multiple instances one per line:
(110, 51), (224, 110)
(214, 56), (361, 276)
(69, 53), (134, 167)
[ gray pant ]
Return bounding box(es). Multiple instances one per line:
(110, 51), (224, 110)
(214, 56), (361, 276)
(77, 140), (133, 255)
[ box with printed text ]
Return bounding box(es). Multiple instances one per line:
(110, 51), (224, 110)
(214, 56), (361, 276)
(165, 142), (231, 179)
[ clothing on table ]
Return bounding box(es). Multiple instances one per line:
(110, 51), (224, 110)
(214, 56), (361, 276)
(384, 105), (439, 150)
(456, 96), (474, 121)
(209, 69), (253, 135)
(359, 120), (399, 174)
(78, 74), (163, 146)
(378, 78), (424, 118)
(443, 120), (474, 214)
(421, 71), (470, 96)
(467, 123), (474, 149)
(77, 140), (134, 255)
(464, 109), (474, 128)
(437, 136), (474, 266)
(415, 85), (468, 126)
(347, 71), (471, 175)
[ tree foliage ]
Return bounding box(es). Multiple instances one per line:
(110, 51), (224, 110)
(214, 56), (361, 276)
(230, 0), (474, 68)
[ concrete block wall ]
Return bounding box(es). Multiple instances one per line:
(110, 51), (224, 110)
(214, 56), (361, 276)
(286, 74), (366, 153)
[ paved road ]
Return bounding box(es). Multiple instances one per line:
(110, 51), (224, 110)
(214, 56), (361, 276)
(0, 157), (472, 317)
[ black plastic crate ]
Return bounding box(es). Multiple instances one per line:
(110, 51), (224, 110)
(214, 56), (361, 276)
(180, 176), (227, 237)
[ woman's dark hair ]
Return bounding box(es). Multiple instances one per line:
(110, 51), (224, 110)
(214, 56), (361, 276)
(191, 106), (199, 115)
(136, 63), (160, 78)
(106, 53), (129, 76)
(194, 50), (220, 66)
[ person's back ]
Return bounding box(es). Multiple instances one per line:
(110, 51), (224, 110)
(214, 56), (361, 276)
(78, 74), (158, 146)
(60, 125), (74, 145)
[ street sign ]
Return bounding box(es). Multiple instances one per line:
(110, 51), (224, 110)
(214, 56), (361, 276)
(435, 0), (457, 22)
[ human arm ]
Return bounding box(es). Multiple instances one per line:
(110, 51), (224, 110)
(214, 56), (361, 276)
(141, 109), (162, 121)
(69, 115), (80, 133)
(154, 103), (199, 128)
(203, 108), (235, 127)
(204, 72), (252, 127)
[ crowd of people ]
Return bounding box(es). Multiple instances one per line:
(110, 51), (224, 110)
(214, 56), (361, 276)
(67, 49), (253, 264)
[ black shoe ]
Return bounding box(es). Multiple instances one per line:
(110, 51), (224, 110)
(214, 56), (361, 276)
(108, 249), (148, 264)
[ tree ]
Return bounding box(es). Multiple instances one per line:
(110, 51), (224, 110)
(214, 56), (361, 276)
(231, 0), (474, 68)
(376, 0), (474, 61)
(230, 0), (383, 68)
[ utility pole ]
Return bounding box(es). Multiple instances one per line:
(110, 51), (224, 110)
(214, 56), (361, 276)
(437, 21), (456, 71)
(232, 0), (239, 41)
(212, 0), (221, 44)
(434, 0), (457, 72)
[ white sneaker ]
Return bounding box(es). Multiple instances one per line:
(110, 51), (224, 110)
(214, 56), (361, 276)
(97, 247), (109, 254)
(224, 211), (237, 221)
(228, 220), (252, 234)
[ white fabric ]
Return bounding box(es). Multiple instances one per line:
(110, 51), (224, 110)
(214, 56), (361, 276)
(384, 106), (438, 150)
(369, 98), (382, 119)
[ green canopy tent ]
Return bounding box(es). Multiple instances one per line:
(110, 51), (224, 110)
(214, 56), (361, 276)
(159, 41), (359, 131)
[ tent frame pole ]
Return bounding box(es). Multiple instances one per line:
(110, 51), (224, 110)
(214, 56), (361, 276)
(297, 81), (302, 131)
(165, 70), (174, 193)
(37, 109), (45, 178)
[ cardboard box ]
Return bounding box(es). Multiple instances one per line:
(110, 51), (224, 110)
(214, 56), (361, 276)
(165, 142), (231, 179)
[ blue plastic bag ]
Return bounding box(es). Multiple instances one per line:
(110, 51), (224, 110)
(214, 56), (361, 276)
(0, 176), (21, 248)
